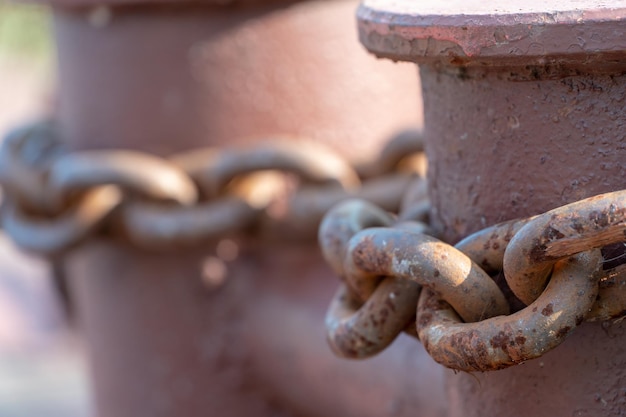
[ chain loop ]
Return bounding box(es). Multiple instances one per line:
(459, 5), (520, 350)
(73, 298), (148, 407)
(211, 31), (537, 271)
(320, 190), (626, 370)
(345, 227), (510, 321)
(417, 251), (602, 371)
(3, 186), (123, 253)
(171, 139), (361, 198)
(318, 199), (395, 278)
(49, 150), (199, 207)
(503, 191), (626, 305)
(0, 122), (425, 253)
(0, 121), (66, 213)
(320, 199), (512, 358)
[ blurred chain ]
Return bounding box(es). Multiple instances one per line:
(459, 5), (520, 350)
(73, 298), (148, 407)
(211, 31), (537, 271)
(320, 191), (626, 370)
(0, 121), (426, 253)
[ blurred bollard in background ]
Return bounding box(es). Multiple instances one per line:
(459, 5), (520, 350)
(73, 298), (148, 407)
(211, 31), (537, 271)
(0, 1), (440, 416)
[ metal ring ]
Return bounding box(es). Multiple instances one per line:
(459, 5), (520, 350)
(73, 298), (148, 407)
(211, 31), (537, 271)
(455, 217), (533, 274)
(172, 139), (360, 198)
(325, 278), (421, 358)
(324, 225), (510, 359)
(417, 250), (602, 372)
(118, 170), (292, 247)
(318, 199), (394, 279)
(2, 185), (123, 254)
(344, 228), (510, 322)
(119, 196), (259, 247)
(262, 173), (417, 242)
(0, 121), (66, 212)
(587, 264), (626, 321)
(49, 150), (198, 208)
(503, 190), (626, 305)
(354, 129), (425, 179)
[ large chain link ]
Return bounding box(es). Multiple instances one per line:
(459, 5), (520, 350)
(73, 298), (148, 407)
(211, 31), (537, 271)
(0, 121), (425, 253)
(320, 191), (626, 371)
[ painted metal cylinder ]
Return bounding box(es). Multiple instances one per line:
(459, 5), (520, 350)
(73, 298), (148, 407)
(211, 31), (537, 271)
(48, 1), (448, 416)
(357, 2), (626, 416)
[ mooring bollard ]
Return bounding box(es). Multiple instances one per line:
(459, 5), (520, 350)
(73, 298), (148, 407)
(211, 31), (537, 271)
(333, 2), (625, 416)
(12, 1), (452, 416)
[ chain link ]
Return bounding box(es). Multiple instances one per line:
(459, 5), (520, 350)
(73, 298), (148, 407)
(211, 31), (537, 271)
(0, 121), (425, 253)
(321, 191), (626, 370)
(2, 120), (624, 372)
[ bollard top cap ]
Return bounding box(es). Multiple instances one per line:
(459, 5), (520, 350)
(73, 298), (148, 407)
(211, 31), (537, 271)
(358, 0), (626, 68)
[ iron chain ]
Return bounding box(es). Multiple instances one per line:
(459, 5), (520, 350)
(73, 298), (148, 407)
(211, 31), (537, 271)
(0, 121), (425, 253)
(320, 192), (626, 371)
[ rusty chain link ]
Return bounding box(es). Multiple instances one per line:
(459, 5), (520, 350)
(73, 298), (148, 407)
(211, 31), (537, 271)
(320, 191), (626, 370)
(0, 121), (426, 253)
(2, 120), (624, 373)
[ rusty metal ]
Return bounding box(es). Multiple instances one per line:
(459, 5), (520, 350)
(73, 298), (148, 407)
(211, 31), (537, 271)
(2, 186), (123, 253)
(0, 123), (425, 252)
(353, 3), (626, 415)
(265, 173), (420, 241)
(326, 278), (421, 358)
(454, 217), (532, 274)
(321, 198), (517, 358)
(318, 199), (394, 278)
(0, 121), (65, 212)
(589, 264), (626, 322)
(120, 196), (259, 247)
(50, 150), (199, 205)
(416, 250), (603, 372)
(343, 228), (509, 320)
(398, 177), (430, 223)
(354, 129), (425, 179)
(320, 200), (420, 357)
(503, 190), (626, 305)
(171, 139), (361, 197)
(320, 193), (626, 363)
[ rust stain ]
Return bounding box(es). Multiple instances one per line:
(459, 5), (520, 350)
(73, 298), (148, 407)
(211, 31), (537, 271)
(490, 331), (510, 351)
(555, 326), (571, 339)
(589, 210), (610, 228)
(352, 235), (392, 274)
(571, 218), (585, 234)
(541, 303), (554, 316)
(418, 312), (433, 327)
(384, 298), (397, 313)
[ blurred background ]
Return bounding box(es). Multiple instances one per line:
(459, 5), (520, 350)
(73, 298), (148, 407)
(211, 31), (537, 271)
(0, 2), (92, 416)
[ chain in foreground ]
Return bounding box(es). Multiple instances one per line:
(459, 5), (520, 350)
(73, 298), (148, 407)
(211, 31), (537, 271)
(319, 193), (626, 371)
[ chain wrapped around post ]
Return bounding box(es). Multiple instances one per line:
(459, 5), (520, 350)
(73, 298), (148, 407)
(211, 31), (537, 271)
(1, 120), (624, 373)
(0, 121), (426, 253)
(320, 190), (626, 371)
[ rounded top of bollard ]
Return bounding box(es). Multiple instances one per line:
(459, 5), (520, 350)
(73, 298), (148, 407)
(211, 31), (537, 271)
(358, 0), (626, 68)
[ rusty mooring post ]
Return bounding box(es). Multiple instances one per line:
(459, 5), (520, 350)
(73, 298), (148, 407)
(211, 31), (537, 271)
(357, 2), (626, 416)
(43, 1), (449, 416)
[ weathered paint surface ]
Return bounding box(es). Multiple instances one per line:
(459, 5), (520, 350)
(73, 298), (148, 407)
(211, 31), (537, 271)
(358, 2), (626, 417)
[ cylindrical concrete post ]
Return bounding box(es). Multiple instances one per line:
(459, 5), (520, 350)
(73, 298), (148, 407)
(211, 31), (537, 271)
(357, 2), (626, 416)
(44, 1), (449, 416)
